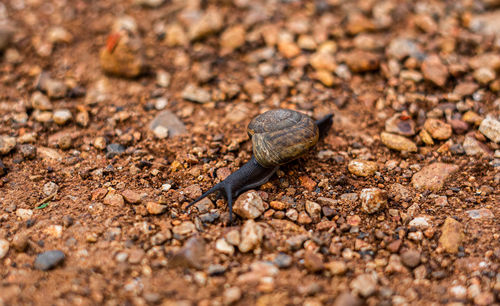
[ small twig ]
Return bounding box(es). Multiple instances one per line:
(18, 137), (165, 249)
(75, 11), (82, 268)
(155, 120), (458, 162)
(34, 192), (57, 207)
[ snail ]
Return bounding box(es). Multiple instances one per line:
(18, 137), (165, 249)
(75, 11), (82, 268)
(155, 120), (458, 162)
(186, 109), (333, 221)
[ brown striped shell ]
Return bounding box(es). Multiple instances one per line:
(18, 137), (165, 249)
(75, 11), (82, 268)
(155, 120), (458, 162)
(247, 109), (319, 168)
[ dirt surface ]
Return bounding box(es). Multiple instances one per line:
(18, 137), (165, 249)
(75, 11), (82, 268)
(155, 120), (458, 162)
(0, 0), (499, 305)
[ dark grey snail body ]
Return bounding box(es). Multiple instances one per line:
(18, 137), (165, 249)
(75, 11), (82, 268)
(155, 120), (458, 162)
(186, 109), (333, 221)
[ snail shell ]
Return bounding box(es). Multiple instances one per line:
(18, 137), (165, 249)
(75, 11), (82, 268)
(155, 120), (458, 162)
(247, 109), (319, 168)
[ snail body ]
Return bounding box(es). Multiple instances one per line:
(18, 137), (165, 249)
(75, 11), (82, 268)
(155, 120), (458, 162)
(186, 109), (333, 221)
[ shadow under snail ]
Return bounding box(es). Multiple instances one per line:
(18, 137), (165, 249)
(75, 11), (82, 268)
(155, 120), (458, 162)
(186, 109), (333, 221)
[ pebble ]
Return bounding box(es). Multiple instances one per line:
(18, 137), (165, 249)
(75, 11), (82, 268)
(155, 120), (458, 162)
(421, 55), (448, 87)
(223, 287), (242, 305)
(439, 217), (463, 254)
(34, 250), (65, 270)
(146, 202), (167, 215)
(36, 74), (68, 98)
(121, 190), (142, 204)
(100, 30), (144, 78)
(345, 50), (379, 72)
(19, 144), (37, 159)
(153, 126), (169, 139)
(409, 216), (430, 229)
(52, 109), (72, 125)
(277, 41), (301, 58)
(473, 67), (495, 85)
(149, 110), (187, 137)
(103, 192), (124, 207)
(463, 111), (483, 125)
(305, 200), (321, 222)
(400, 249), (420, 268)
(310, 52), (336, 72)
(479, 116), (500, 143)
(453, 82), (479, 97)
(106, 143), (125, 158)
(220, 25), (246, 51)
(333, 292), (362, 306)
(411, 163), (458, 192)
(225, 230), (240, 246)
(286, 208), (298, 221)
(94, 137), (107, 150)
(215, 238), (234, 255)
(31, 92), (52, 111)
(385, 114), (416, 136)
(188, 9), (223, 41)
(181, 84), (211, 103)
(16, 208), (33, 220)
(466, 208), (493, 219)
(274, 253), (293, 269)
(360, 188), (387, 214)
(386, 38), (422, 60)
(449, 285), (467, 300)
(350, 273), (378, 298)
(298, 211), (312, 224)
(43, 182), (59, 196)
(424, 119), (452, 140)
(238, 220), (263, 253)
(463, 135), (491, 156)
(0, 239), (9, 259)
(169, 236), (205, 269)
(47, 27), (73, 44)
(380, 132), (417, 152)
(44, 225), (63, 238)
(11, 233), (28, 252)
(348, 159), (378, 177)
(233, 190), (265, 219)
(325, 260), (347, 275)
(172, 221), (196, 236)
(269, 201), (287, 210)
(156, 70), (170, 88)
(0, 135), (16, 155)
(304, 252), (324, 273)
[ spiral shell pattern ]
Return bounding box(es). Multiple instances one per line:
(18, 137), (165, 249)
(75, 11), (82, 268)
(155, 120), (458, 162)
(247, 109), (319, 168)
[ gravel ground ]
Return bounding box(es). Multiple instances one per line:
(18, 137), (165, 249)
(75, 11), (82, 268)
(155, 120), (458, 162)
(0, 0), (499, 305)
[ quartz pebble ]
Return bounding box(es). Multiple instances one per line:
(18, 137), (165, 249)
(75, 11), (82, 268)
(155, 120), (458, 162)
(238, 220), (263, 253)
(0, 239), (9, 259)
(215, 238), (234, 255)
(360, 188), (387, 214)
(233, 190), (265, 219)
(348, 159), (378, 177)
(479, 116), (500, 143)
(305, 200), (321, 222)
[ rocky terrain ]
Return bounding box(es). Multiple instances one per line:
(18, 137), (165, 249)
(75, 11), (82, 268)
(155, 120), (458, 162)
(0, 0), (499, 305)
